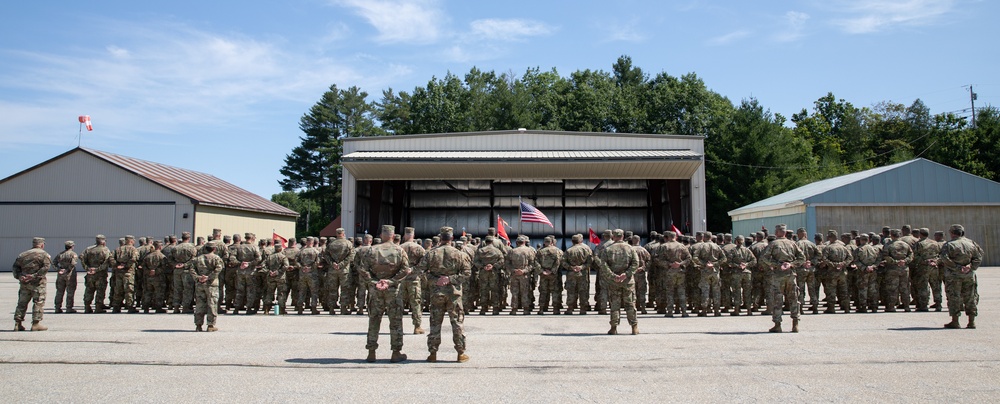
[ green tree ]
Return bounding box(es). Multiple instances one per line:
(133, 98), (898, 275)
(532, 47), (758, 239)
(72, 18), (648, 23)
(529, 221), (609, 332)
(271, 191), (322, 238)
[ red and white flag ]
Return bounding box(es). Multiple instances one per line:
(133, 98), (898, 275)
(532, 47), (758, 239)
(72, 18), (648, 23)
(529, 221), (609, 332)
(78, 115), (92, 131)
(272, 232), (287, 248)
(671, 224), (683, 236)
(520, 201), (553, 228)
(497, 215), (511, 246)
(588, 227), (601, 245)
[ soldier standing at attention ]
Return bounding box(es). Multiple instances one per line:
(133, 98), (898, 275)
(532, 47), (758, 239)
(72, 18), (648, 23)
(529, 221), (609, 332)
(929, 231), (947, 311)
(171, 232), (198, 314)
(142, 241), (169, 313)
(234, 233), (262, 314)
(591, 230), (613, 315)
(350, 234), (374, 315)
(81, 235), (112, 314)
(657, 231), (692, 318)
(644, 232), (662, 312)
(851, 235), (881, 313)
(506, 236), (538, 315)
(262, 243), (291, 315)
(725, 235), (756, 316)
(296, 237), (322, 315)
(110, 235), (140, 313)
(281, 238), (301, 310)
(475, 235), (505, 315)
(187, 244), (224, 331)
(54, 241), (80, 314)
(418, 227), (472, 363)
(760, 224), (804, 333)
(629, 235), (651, 314)
(881, 229), (913, 313)
(594, 229), (639, 335)
(794, 228), (821, 314)
(400, 228), (426, 333)
(536, 236), (564, 315)
(748, 232), (769, 314)
(912, 228), (941, 312)
(13, 237), (51, 331)
(940, 224), (984, 329)
(692, 231), (727, 317)
(223, 234), (240, 311)
(820, 230), (853, 314)
(324, 228), (355, 314)
(359, 225), (411, 363)
(561, 234), (593, 315)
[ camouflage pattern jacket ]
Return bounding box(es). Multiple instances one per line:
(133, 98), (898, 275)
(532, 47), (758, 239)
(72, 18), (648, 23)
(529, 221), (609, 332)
(358, 242), (410, 287)
(13, 247), (51, 285)
(418, 244), (472, 297)
(186, 253), (224, 286)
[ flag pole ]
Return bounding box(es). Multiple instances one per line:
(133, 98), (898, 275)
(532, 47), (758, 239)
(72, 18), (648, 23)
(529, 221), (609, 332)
(78, 121), (82, 148)
(517, 196), (523, 239)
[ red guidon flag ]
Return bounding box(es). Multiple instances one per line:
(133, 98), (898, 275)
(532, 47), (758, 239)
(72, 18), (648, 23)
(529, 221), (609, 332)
(497, 215), (511, 245)
(588, 227), (601, 245)
(78, 115), (92, 131)
(272, 232), (287, 248)
(671, 224), (683, 236)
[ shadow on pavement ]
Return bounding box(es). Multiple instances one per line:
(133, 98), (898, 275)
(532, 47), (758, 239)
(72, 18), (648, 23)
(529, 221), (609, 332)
(328, 331), (368, 335)
(887, 327), (946, 331)
(539, 333), (605, 337)
(141, 329), (196, 333)
(285, 357), (372, 365)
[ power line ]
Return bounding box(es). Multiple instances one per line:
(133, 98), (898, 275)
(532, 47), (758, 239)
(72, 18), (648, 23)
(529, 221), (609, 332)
(705, 131), (934, 171)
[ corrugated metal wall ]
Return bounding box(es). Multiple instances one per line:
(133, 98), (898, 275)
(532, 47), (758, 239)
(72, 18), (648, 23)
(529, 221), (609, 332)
(732, 212), (807, 239)
(815, 205), (999, 265)
(194, 206), (296, 242)
(808, 159), (1000, 205)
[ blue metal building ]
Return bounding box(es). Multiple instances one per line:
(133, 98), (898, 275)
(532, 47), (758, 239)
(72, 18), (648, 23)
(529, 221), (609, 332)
(728, 158), (1000, 265)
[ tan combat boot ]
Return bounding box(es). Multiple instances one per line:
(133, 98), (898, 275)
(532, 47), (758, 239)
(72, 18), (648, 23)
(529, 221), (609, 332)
(457, 352), (469, 363)
(413, 327), (425, 335)
(769, 321), (782, 333)
(14, 321), (25, 332)
(30, 322), (47, 332)
(366, 349), (377, 363)
(426, 352), (437, 362)
(631, 324), (639, 335)
(944, 315), (961, 329)
(791, 318), (799, 333)
(207, 325), (218, 332)
(967, 316), (976, 329)
(390, 350), (407, 363)
(607, 326), (618, 335)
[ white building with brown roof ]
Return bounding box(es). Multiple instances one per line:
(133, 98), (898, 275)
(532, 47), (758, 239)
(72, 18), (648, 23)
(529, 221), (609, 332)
(0, 147), (296, 267)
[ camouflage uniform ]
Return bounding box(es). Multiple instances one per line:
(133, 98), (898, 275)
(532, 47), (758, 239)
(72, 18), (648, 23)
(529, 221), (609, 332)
(725, 238), (756, 315)
(795, 234), (821, 312)
(296, 240), (322, 314)
(134, 239), (152, 311)
(53, 243), (79, 312)
(594, 230), (639, 332)
(13, 239), (51, 328)
(912, 231), (942, 311)
(358, 226), (411, 354)
(281, 242), (300, 308)
(880, 234), (913, 312)
(759, 227), (804, 328)
(400, 231), (426, 329)
(692, 233), (727, 316)
(655, 235), (693, 317)
(224, 237), (241, 310)
(820, 233), (853, 313)
(187, 251), (224, 329)
(505, 241), (538, 314)
(591, 231), (613, 313)
(263, 247), (291, 314)
(417, 227), (472, 359)
(852, 237), (881, 312)
(748, 236), (769, 313)
(142, 246), (169, 312)
(234, 237), (262, 312)
(350, 239), (372, 315)
(474, 238), (505, 314)
(643, 234), (662, 310)
(561, 236), (593, 314)
(939, 227), (983, 323)
(171, 238), (198, 312)
(630, 238), (651, 313)
(536, 239), (564, 314)
(81, 237), (112, 313)
(928, 232), (947, 309)
(323, 232), (356, 313)
(110, 237), (140, 311)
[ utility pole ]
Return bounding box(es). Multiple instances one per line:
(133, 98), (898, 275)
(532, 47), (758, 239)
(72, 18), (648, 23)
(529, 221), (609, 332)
(969, 85), (978, 128)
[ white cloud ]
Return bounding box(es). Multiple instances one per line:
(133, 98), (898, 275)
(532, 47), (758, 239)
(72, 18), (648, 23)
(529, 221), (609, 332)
(469, 18), (552, 41)
(831, 0), (956, 34)
(774, 11), (810, 42)
(602, 19), (645, 42)
(106, 45), (129, 59)
(335, 0), (445, 44)
(707, 30), (752, 46)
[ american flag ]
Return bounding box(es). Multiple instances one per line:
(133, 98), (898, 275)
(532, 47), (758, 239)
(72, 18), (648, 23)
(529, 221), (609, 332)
(520, 201), (553, 227)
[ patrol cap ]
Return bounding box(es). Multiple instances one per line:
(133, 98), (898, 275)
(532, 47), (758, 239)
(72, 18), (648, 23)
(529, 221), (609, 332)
(902, 225), (912, 232)
(624, 231), (634, 239)
(29, 237), (44, 245)
(138, 237), (146, 243)
(118, 238), (125, 244)
(153, 240), (163, 247)
(169, 234), (177, 241)
(381, 225), (395, 235)
(439, 227), (454, 237)
(96, 234), (106, 241)
(335, 228), (345, 234)
(125, 235), (135, 241)
(934, 231), (945, 237)
(827, 230), (839, 239)
(881, 226), (890, 232)
(664, 231), (676, 238)
(223, 235), (232, 242)
(755, 231), (764, 238)
(859, 234), (869, 241)
(487, 227), (497, 234)
(460, 236), (468, 242)
(704, 231), (713, 238)
(612, 229), (624, 238)
(919, 228), (930, 236)
(244, 232), (253, 239)
(571, 234), (583, 242)
(950, 224), (965, 234)
(320, 237), (328, 241)
(181, 232), (191, 238)
(775, 224), (787, 232)
(484, 235), (494, 242)
(213, 228), (222, 235)
(305, 236), (315, 242)
(650, 231), (659, 237)
(65, 240), (75, 248)
(274, 242), (283, 250)
(890, 229), (901, 237)
(404, 227), (415, 235)
(603, 229), (613, 237)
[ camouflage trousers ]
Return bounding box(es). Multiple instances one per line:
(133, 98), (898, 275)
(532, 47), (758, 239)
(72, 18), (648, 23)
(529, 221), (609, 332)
(770, 272), (799, 324)
(263, 276), (287, 310)
(367, 286), (404, 351)
(83, 271), (109, 309)
(822, 270), (850, 311)
(726, 271), (752, 310)
(235, 270), (256, 310)
(928, 266), (944, 306)
(221, 267), (237, 309)
(510, 274), (531, 310)
(172, 270), (194, 310)
(143, 273), (167, 310)
(55, 272), (78, 310)
(325, 271), (348, 310)
(564, 271), (589, 310)
(427, 292), (465, 354)
(298, 270), (321, 310)
(401, 279), (422, 327)
(537, 273), (562, 311)
(478, 270), (500, 310)
(421, 274), (431, 309)
(945, 272), (978, 317)
(855, 270), (879, 311)
(194, 283), (218, 326)
(647, 268), (660, 307)
(910, 265), (933, 310)
(284, 270), (300, 308)
(594, 270), (607, 311)
(134, 268), (144, 310)
(634, 270), (648, 308)
(751, 270), (769, 310)
(699, 271), (721, 313)
(659, 270), (687, 314)
(111, 270), (136, 308)
(349, 272), (368, 310)
(607, 282), (637, 327)
(794, 269), (819, 309)
(882, 269), (910, 311)
(15, 281), (46, 323)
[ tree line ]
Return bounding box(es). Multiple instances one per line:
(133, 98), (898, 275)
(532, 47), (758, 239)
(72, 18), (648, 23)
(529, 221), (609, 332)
(275, 55), (999, 237)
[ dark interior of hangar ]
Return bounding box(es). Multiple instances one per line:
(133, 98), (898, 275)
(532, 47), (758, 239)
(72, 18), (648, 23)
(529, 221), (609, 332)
(353, 179), (691, 248)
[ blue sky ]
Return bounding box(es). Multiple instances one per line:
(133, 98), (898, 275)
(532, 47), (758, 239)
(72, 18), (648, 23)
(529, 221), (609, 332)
(1, 0), (995, 199)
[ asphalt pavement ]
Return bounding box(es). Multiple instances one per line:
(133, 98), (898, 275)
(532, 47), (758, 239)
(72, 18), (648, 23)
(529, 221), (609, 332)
(1, 270), (998, 403)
